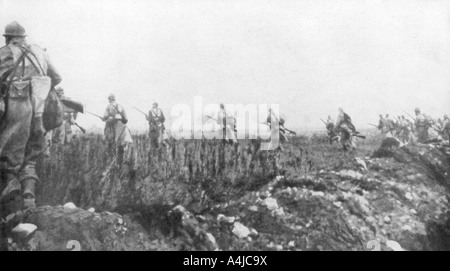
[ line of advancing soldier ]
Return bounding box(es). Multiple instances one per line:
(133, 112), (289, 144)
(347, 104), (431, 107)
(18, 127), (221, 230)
(374, 108), (450, 145)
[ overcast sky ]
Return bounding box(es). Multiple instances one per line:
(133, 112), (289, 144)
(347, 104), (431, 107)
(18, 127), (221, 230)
(1, 0), (449, 133)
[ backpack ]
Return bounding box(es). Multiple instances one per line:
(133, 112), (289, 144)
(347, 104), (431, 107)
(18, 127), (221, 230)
(18, 46), (64, 131)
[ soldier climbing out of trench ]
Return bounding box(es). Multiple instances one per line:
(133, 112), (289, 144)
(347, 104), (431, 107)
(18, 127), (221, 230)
(334, 107), (362, 151)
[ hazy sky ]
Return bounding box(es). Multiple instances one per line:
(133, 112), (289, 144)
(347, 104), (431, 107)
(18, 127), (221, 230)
(1, 0), (449, 132)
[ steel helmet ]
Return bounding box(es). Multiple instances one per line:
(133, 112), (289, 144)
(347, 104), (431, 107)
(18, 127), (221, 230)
(55, 87), (65, 95)
(108, 93), (116, 100)
(3, 21), (27, 37)
(415, 107), (420, 113)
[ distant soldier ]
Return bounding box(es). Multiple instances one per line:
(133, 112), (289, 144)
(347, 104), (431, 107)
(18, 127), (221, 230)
(377, 114), (389, 138)
(335, 108), (357, 134)
(414, 108), (430, 143)
(217, 103), (237, 144)
(397, 115), (412, 144)
(385, 114), (396, 135)
(326, 115), (337, 144)
(0, 22), (62, 211)
(148, 102), (166, 148)
(266, 107), (288, 145)
(442, 114), (450, 144)
(102, 94), (134, 170)
(335, 108), (356, 151)
(52, 87), (77, 145)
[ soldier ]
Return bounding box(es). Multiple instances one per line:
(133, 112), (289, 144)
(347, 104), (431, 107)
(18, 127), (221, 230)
(217, 103), (237, 144)
(414, 108), (430, 143)
(148, 102), (166, 148)
(377, 114), (389, 138)
(335, 108), (356, 151)
(442, 115), (450, 144)
(52, 87), (77, 145)
(101, 94), (134, 175)
(397, 115), (412, 144)
(0, 22), (62, 211)
(326, 115), (337, 144)
(385, 114), (396, 136)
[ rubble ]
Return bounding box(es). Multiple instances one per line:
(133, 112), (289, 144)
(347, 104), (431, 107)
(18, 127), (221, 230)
(5, 135), (440, 251)
(232, 222), (251, 239)
(11, 224), (37, 241)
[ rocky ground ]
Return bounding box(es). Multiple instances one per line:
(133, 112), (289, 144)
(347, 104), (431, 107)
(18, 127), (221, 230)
(1, 134), (449, 251)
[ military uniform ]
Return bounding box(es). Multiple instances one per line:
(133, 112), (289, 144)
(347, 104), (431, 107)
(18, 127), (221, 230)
(103, 99), (131, 150)
(442, 116), (450, 144)
(414, 109), (429, 143)
(102, 95), (134, 175)
(0, 22), (61, 211)
(52, 88), (76, 145)
(326, 116), (337, 144)
(148, 104), (166, 148)
(397, 117), (412, 143)
(218, 105), (237, 144)
(335, 109), (356, 151)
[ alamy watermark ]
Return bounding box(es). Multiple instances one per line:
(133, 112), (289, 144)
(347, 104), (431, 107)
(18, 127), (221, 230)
(169, 96), (282, 150)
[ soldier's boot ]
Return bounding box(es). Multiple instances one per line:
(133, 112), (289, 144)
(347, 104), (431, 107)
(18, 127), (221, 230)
(21, 178), (36, 210)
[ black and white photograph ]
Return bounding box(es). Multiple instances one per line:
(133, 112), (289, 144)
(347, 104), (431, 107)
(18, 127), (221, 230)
(0, 0), (449, 253)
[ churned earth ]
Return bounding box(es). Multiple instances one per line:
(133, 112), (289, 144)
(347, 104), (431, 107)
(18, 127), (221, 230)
(1, 134), (449, 251)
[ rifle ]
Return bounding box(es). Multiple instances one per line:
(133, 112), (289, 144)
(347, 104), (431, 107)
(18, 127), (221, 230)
(86, 111), (104, 120)
(74, 123), (86, 134)
(260, 121), (296, 136)
(320, 118), (327, 126)
(60, 98), (85, 114)
(402, 109), (416, 122)
(368, 123), (379, 129)
(133, 106), (149, 120)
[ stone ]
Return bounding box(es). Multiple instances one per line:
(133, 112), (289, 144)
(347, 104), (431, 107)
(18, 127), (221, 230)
(248, 206), (258, 212)
(87, 208), (95, 213)
(250, 229), (258, 236)
(273, 207), (285, 216)
(263, 198), (279, 211)
(288, 241), (295, 247)
(205, 233), (218, 250)
(311, 191), (325, 197)
(383, 216), (391, 224)
(63, 202), (77, 209)
(405, 193), (413, 201)
(355, 157), (368, 171)
(12, 223), (37, 240)
(232, 222), (251, 239)
(339, 169), (363, 180)
(333, 201), (342, 208)
(386, 240), (404, 251)
(217, 214), (236, 224)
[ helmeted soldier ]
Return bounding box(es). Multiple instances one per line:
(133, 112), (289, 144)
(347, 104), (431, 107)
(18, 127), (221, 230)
(148, 102), (166, 148)
(102, 94), (134, 175)
(326, 115), (337, 144)
(442, 114), (450, 144)
(414, 107), (430, 143)
(335, 108), (356, 150)
(218, 103), (237, 144)
(377, 114), (389, 138)
(385, 114), (396, 135)
(52, 87), (77, 145)
(397, 115), (412, 143)
(0, 22), (62, 211)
